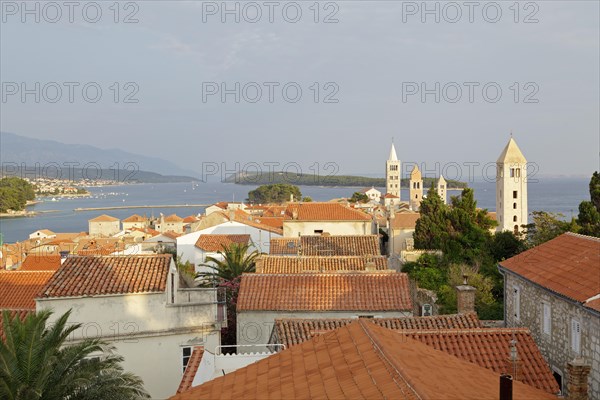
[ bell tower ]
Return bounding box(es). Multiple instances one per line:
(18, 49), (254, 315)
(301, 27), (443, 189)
(386, 142), (401, 199)
(409, 165), (423, 211)
(496, 136), (528, 233)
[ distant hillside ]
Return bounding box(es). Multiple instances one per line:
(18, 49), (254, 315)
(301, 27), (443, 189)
(224, 171), (467, 189)
(0, 132), (198, 178)
(1, 165), (198, 184)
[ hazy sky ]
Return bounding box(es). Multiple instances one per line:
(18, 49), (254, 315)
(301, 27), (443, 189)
(1, 1), (598, 179)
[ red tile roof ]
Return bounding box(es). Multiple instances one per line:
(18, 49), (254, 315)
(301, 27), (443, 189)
(195, 234), (251, 252)
(177, 346), (204, 394)
(222, 210), (284, 235)
(284, 202), (372, 221)
(20, 254), (62, 271)
(499, 233), (600, 304)
(0, 271), (56, 309)
(237, 272), (412, 312)
(397, 328), (559, 394)
(183, 215), (199, 223)
(89, 214), (119, 222)
(164, 214), (184, 222)
(270, 235), (380, 256)
(272, 313), (483, 347)
(162, 231), (183, 239)
(0, 310), (32, 342)
(256, 255), (388, 273)
(122, 214), (147, 223)
(169, 320), (555, 400)
(391, 212), (420, 230)
(38, 255), (172, 298)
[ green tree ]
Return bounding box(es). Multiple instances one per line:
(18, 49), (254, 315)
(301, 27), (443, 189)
(0, 177), (35, 213)
(247, 184), (301, 204)
(349, 192), (369, 203)
(524, 211), (577, 247)
(414, 185), (449, 250)
(0, 309), (148, 400)
(577, 172), (600, 237)
(301, 196), (313, 202)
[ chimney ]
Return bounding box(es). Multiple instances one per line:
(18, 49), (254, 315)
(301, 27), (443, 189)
(499, 374), (513, 400)
(455, 274), (476, 314)
(567, 357), (591, 400)
(292, 209), (299, 220)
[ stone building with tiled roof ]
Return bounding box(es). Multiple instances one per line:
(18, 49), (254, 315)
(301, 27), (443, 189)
(499, 232), (600, 398)
(255, 255), (387, 274)
(282, 202), (375, 236)
(88, 214), (120, 237)
(236, 272), (413, 349)
(36, 254), (226, 399)
(270, 234), (381, 256)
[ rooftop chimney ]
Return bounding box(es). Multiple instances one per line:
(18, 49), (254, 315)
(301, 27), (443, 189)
(567, 357), (591, 400)
(455, 274), (476, 314)
(499, 374), (513, 400)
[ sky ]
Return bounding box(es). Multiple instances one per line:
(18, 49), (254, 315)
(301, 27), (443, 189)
(1, 1), (598, 180)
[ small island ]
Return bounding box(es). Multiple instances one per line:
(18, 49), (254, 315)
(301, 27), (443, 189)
(224, 171), (467, 189)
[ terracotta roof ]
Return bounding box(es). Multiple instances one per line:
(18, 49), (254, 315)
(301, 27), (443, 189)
(383, 193), (399, 198)
(212, 202), (228, 209)
(33, 229), (55, 236)
(177, 346), (204, 394)
(38, 255), (172, 298)
(398, 328), (559, 394)
(222, 210), (284, 235)
(183, 215), (199, 223)
(163, 214), (184, 222)
(122, 214), (147, 223)
(284, 202), (372, 221)
(162, 231), (183, 239)
(487, 211), (497, 221)
(0, 310), (32, 342)
(256, 255), (388, 273)
(391, 212), (420, 230)
(169, 320), (555, 400)
(237, 272), (412, 311)
(195, 234), (251, 252)
(89, 214), (119, 222)
(499, 233), (600, 304)
(20, 254), (62, 271)
(131, 227), (160, 236)
(0, 271), (56, 309)
(273, 313), (483, 347)
(270, 235), (380, 256)
(584, 297), (600, 312)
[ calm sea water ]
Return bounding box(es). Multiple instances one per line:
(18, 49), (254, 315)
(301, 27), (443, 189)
(0, 178), (590, 243)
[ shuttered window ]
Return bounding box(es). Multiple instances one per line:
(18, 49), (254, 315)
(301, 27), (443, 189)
(542, 303), (551, 335)
(571, 319), (581, 354)
(513, 286), (520, 321)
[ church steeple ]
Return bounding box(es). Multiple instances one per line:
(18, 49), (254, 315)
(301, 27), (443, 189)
(385, 141), (401, 200)
(496, 136), (528, 233)
(388, 142), (398, 161)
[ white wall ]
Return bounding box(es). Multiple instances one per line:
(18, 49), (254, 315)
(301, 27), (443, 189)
(283, 221), (374, 237)
(36, 288), (222, 399)
(237, 310), (411, 351)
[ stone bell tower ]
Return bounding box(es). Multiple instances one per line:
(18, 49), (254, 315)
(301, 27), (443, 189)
(496, 136), (528, 233)
(386, 142), (401, 199)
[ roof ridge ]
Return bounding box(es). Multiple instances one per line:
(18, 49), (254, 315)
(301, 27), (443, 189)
(357, 320), (422, 399)
(398, 327), (532, 334)
(565, 231), (600, 242)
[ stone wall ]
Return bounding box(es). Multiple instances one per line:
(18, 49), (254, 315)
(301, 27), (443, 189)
(504, 271), (599, 398)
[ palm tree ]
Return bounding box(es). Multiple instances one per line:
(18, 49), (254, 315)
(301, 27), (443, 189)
(196, 242), (260, 283)
(0, 309), (149, 400)
(196, 242), (260, 347)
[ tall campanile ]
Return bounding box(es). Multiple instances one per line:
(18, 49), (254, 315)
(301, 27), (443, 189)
(496, 137), (528, 233)
(386, 142), (401, 199)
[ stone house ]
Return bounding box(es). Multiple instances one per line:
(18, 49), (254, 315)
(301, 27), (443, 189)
(282, 202), (375, 236)
(236, 271), (413, 349)
(88, 214), (120, 237)
(360, 187), (382, 203)
(498, 232), (599, 398)
(122, 214), (149, 230)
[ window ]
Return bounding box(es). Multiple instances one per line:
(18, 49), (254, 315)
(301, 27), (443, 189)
(542, 303), (551, 335)
(513, 216), (517, 222)
(513, 202), (517, 209)
(514, 225), (519, 234)
(513, 190), (518, 198)
(513, 286), (520, 321)
(516, 168), (521, 178)
(313, 230), (323, 234)
(182, 347), (192, 373)
(571, 319), (581, 354)
(510, 168), (515, 177)
(415, 194), (418, 199)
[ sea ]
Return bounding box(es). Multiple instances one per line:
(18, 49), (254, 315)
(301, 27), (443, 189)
(0, 178), (590, 244)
